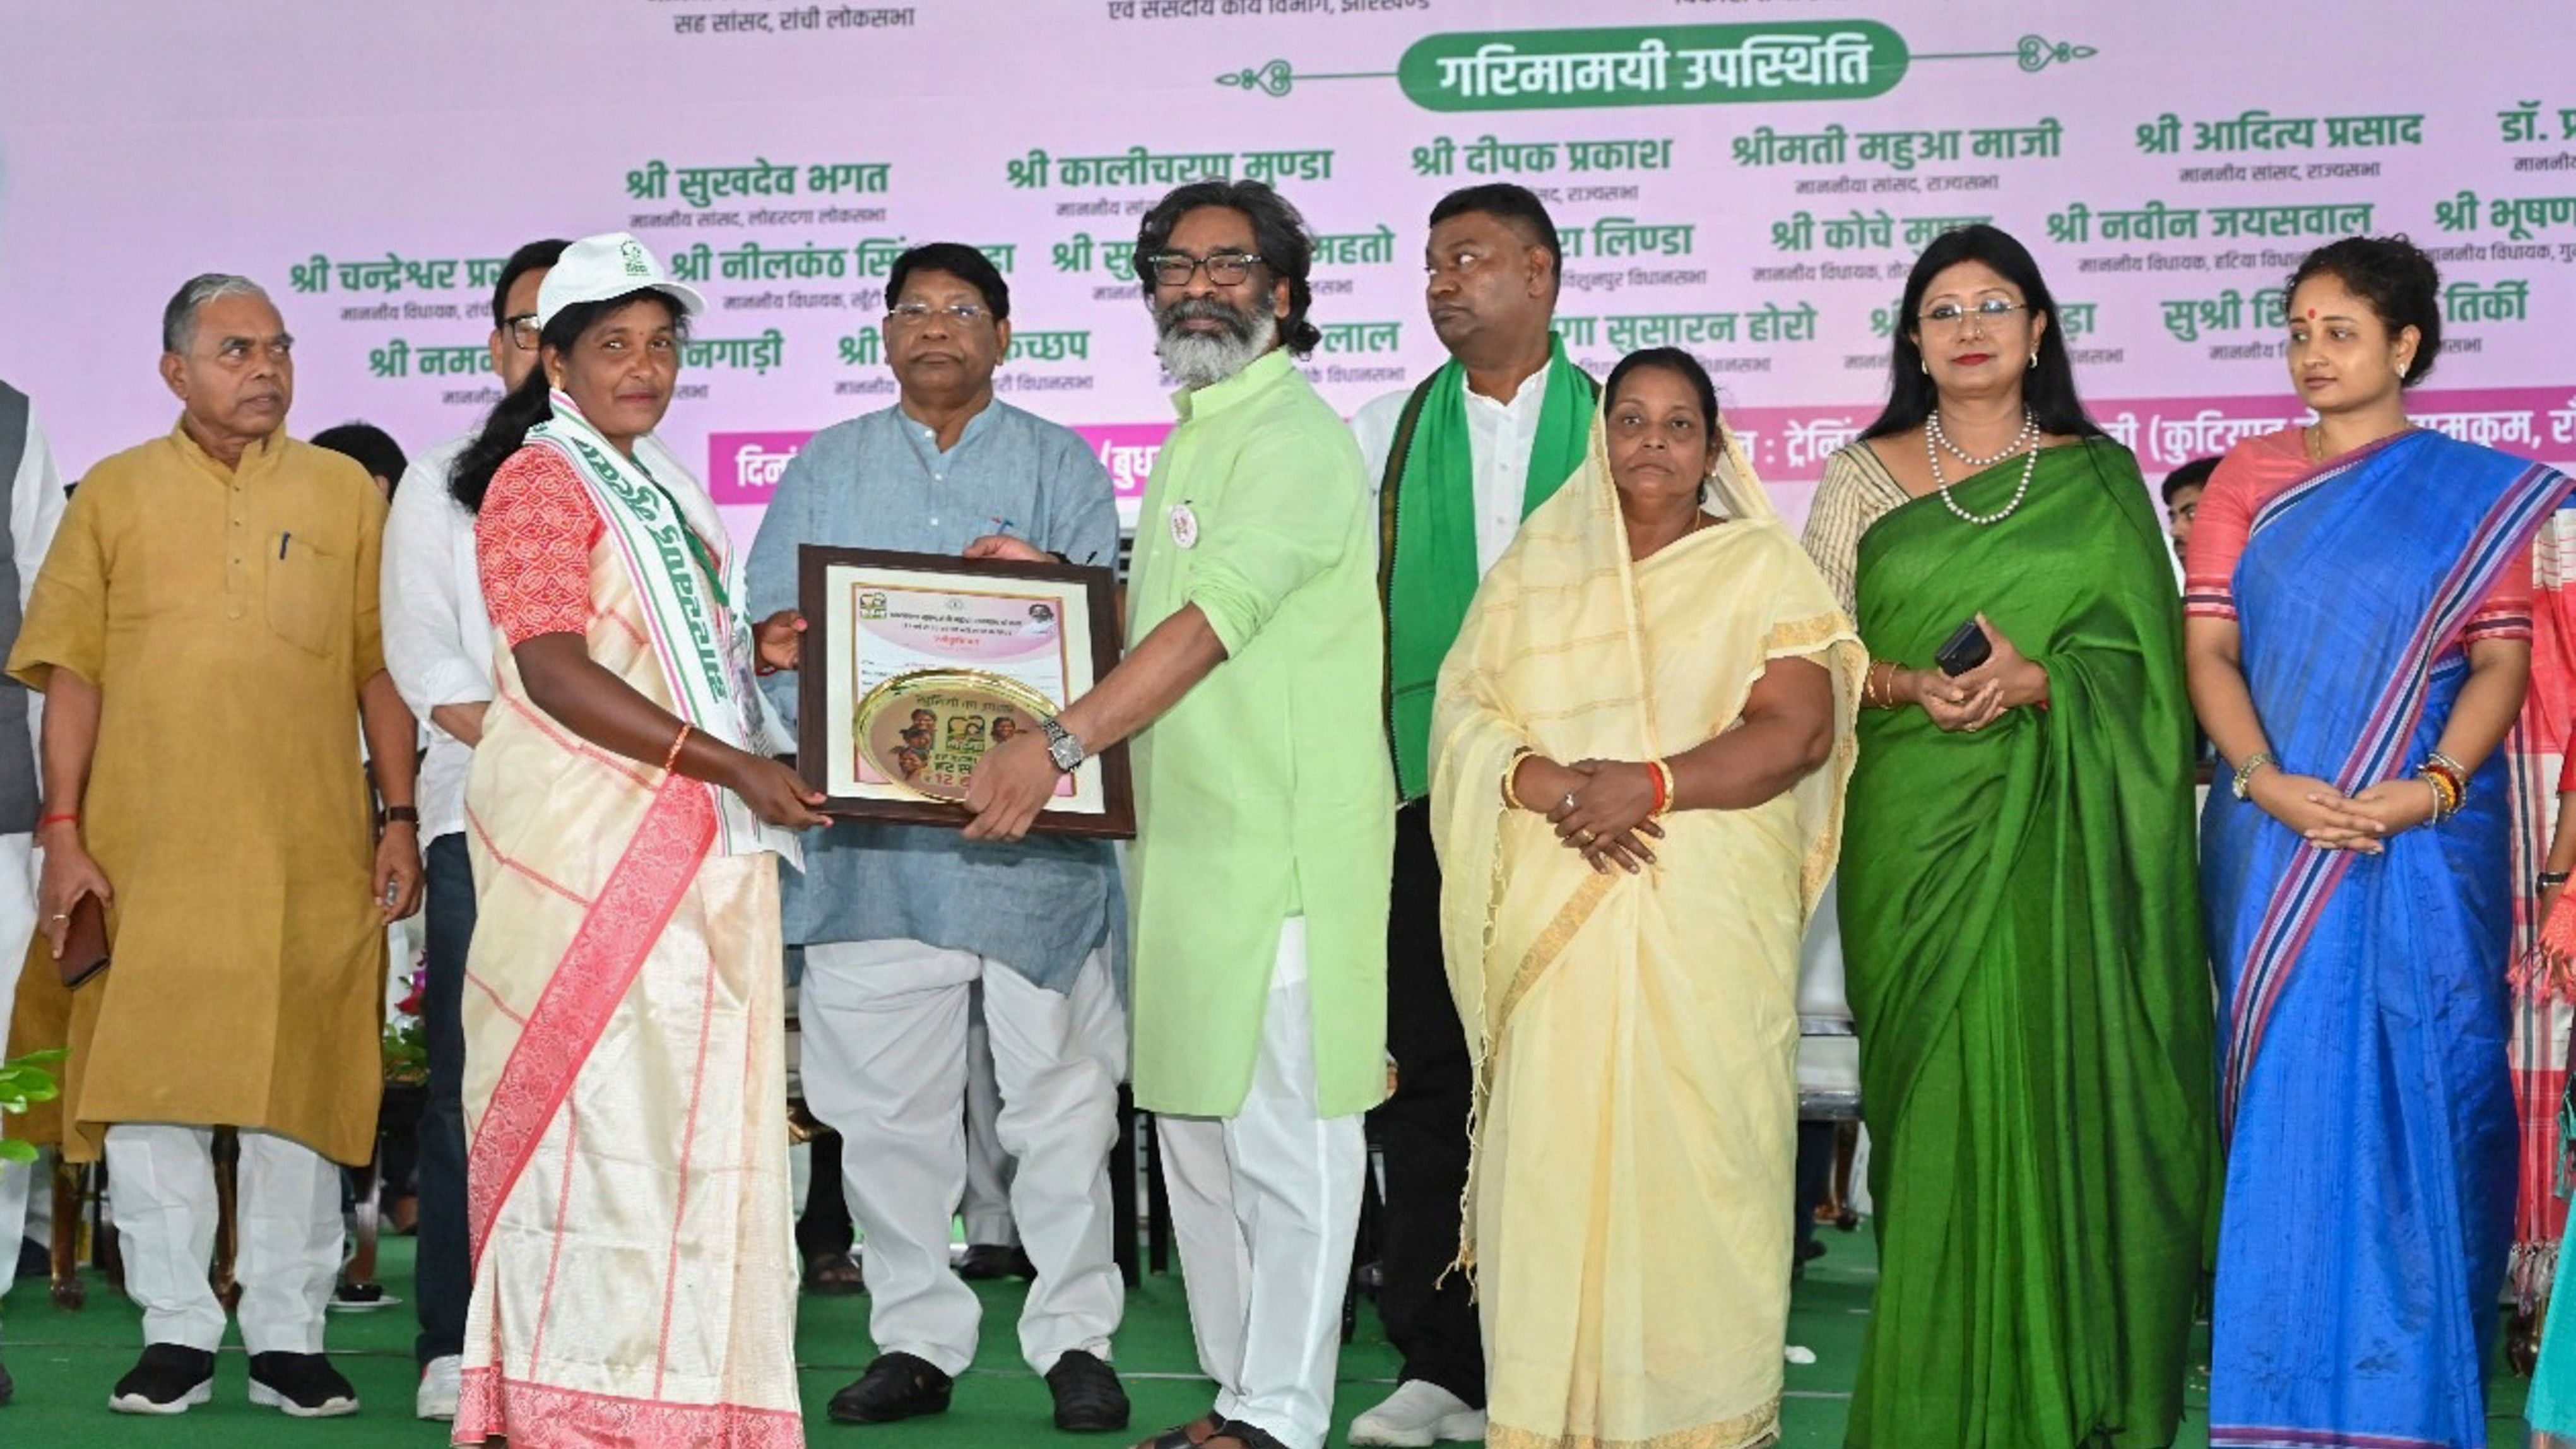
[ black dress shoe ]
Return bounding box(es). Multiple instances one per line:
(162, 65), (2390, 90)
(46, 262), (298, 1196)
(826, 1351), (953, 1424)
(109, 1344), (216, 1415)
(958, 1243), (1038, 1280)
(1045, 1349), (1130, 1432)
(248, 1352), (360, 1417)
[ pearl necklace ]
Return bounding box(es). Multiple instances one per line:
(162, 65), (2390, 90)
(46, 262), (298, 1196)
(1925, 408), (2040, 526)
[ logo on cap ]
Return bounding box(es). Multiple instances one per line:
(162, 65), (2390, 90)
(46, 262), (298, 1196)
(620, 240), (651, 277)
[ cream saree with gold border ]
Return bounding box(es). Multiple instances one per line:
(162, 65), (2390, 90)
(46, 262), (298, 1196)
(1431, 423), (1860, 1449)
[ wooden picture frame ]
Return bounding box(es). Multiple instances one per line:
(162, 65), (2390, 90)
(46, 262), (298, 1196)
(795, 545), (1134, 839)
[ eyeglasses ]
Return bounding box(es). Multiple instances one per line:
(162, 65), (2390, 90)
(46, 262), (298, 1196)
(888, 301), (991, 328)
(1145, 251), (1264, 287)
(1918, 299), (2028, 329)
(505, 313), (541, 350)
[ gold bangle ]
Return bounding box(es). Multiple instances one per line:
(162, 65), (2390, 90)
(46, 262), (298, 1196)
(662, 723), (694, 774)
(1501, 748), (1535, 810)
(1648, 759), (1675, 817)
(1869, 661), (1900, 711)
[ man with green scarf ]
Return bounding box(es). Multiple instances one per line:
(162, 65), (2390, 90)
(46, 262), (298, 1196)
(1347, 182), (1596, 1448)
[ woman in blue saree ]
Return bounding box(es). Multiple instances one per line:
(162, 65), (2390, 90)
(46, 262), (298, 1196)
(2186, 235), (2571, 1447)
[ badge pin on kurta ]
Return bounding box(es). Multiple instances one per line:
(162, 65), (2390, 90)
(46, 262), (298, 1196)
(1169, 502), (1200, 550)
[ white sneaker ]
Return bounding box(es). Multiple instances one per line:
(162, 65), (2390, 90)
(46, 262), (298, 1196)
(1349, 1380), (1486, 1446)
(417, 1354), (463, 1421)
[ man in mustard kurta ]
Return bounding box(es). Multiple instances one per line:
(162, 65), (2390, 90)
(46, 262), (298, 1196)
(8, 275), (423, 1420)
(961, 180), (1393, 1449)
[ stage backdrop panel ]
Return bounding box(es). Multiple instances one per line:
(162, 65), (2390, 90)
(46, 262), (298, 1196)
(5, 0), (2573, 536)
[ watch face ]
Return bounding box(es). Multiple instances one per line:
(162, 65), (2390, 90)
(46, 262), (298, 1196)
(1049, 734), (1084, 771)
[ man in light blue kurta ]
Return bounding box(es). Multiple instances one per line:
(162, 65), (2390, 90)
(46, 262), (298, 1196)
(743, 244), (1132, 1435)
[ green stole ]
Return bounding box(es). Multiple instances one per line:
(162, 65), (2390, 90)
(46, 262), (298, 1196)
(1381, 334), (1596, 800)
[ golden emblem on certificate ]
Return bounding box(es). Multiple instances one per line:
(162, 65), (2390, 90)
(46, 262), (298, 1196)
(797, 547), (1135, 837)
(852, 668), (1056, 802)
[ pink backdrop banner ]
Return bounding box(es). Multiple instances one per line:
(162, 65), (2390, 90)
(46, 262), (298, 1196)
(2, 1), (2572, 540)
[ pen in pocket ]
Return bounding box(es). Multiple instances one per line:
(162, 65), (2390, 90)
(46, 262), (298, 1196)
(278, 531), (290, 559)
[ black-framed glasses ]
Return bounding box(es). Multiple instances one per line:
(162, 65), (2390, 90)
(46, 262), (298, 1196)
(1918, 299), (2028, 329)
(505, 312), (541, 350)
(887, 301), (991, 328)
(1145, 251), (1263, 287)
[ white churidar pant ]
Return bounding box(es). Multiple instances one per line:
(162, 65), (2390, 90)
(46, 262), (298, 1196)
(962, 979), (1019, 1249)
(105, 1123), (342, 1353)
(0, 834), (34, 1301)
(1156, 916), (1367, 1449)
(799, 940), (1125, 1376)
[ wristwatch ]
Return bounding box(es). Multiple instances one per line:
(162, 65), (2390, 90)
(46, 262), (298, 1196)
(379, 805), (420, 828)
(1039, 716), (1086, 772)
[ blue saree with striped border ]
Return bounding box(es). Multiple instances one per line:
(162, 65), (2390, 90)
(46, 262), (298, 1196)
(2207, 429), (2570, 1448)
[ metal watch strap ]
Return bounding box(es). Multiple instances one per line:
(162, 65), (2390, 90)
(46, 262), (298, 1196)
(2231, 752), (2274, 801)
(1040, 716), (1085, 771)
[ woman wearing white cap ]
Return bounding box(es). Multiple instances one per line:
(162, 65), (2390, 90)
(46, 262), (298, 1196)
(442, 232), (827, 1446)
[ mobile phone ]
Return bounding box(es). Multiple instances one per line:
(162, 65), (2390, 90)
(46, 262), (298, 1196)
(1934, 618), (1992, 677)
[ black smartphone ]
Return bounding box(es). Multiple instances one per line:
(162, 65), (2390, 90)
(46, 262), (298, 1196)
(1934, 618), (1992, 677)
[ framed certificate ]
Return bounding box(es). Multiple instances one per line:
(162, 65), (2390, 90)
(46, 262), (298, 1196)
(796, 546), (1135, 838)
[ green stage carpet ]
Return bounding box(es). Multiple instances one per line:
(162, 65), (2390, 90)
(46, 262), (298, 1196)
(0, 1228), (2536, 1445)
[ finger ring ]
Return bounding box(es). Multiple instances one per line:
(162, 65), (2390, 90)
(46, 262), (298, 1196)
(1573, 829), (1595, 846)
(1561, 793), (1579, 812)
(49, 913), (66, 921)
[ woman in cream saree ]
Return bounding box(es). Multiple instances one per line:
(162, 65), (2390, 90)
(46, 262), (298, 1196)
(1431, 350), (1861, 1449)
(444, 237), (827, 1447)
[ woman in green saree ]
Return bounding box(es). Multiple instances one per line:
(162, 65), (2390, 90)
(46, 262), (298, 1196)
(1801, 225), (2214, 1449)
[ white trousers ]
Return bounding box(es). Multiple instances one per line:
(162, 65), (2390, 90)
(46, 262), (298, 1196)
(1157, 918), (1366, 1449)
(800, 940), (1126, 1375)
(0, 1157), (23, 1302)
(103, 1124), (342, 1353)
(0, 832), (38, 1303)
(962, 982), (1019, 1248)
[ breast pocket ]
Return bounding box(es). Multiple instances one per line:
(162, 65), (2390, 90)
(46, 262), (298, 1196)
(265, 533), (349, 656)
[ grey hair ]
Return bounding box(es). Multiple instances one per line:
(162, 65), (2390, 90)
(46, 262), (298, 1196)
(161, 273), (271, 353)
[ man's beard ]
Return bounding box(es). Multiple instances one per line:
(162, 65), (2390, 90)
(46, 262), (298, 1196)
(1154, 296), (1279, 389)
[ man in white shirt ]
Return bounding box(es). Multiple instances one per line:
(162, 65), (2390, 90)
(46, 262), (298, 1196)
(0, 378), (66, 1410)
(1345, 184), (1595, 1449)
(379, 237), (679, 1421)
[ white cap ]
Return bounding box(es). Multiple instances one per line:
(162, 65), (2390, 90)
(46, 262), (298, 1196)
(533, 232), (705, 330)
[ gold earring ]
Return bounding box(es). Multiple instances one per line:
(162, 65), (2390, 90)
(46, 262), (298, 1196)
(1919, 358), (1929, 376)
(2028, 351), (2039, 369)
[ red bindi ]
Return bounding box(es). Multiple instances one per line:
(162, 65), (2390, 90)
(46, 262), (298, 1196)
(2305, 307), (2317, 319)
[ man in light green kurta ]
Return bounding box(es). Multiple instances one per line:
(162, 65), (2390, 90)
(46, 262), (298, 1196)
(959, 181), (1391, 1449)
(4, 275), (423, 1417)
(1120, 350), (1391, 1126)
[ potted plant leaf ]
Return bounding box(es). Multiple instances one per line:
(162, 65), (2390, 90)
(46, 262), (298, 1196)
(0, 1048), (64, 1163)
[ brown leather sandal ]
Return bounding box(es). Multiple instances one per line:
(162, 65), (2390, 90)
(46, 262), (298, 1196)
(1132, 1412), (1220, 1449)
(1203, 1418), (1292, 1449)
(801, 1251), (864, 1296)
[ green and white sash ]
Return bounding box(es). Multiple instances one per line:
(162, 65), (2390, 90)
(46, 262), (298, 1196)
(529, 394), (796, 860)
